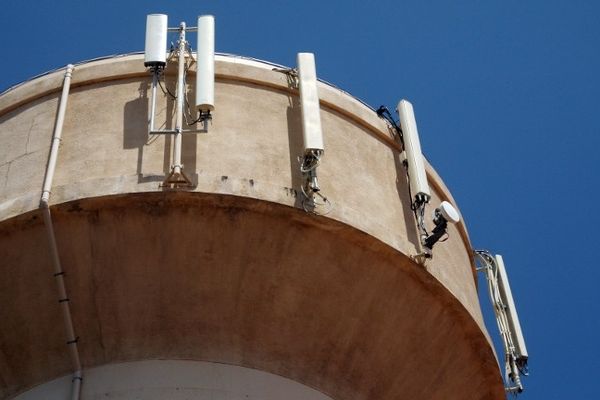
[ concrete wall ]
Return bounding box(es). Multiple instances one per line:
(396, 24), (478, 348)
(0, 54), (503, 400)
(0, 54), (482, 325)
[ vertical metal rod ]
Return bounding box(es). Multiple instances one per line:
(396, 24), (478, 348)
(149, 69), (158, 132)
(173, 22), (186, 176)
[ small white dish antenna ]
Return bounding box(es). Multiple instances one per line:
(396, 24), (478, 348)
(438, 201), (460, 224)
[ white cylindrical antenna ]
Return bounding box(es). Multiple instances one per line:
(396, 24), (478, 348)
(196, 15), (215, 112)
(297, 53), (324, 152)
(495, 254), (529, 362)
(144, 14), (168, 67)
(397, 99), (431, 203)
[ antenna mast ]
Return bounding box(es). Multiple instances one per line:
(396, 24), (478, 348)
(163, 21), (193, 188)
(144, 14), (216, 189)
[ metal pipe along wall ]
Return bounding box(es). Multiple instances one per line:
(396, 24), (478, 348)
(39, 64), (83, 400)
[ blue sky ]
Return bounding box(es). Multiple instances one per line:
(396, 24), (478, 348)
(2, 1), (599, 398)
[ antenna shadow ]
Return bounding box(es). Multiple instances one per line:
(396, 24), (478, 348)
(286, 92), (304, 209)
(393, 145), (421, 250)
(123, 77), (178, 184)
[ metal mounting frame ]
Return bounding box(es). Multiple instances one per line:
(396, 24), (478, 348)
(474, 250), (528, 395)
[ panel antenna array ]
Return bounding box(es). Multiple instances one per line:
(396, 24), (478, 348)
(143, 22), (530, 396)
(144, 14), (215, 188)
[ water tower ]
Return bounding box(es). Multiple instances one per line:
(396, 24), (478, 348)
(0, 14), (527, 400)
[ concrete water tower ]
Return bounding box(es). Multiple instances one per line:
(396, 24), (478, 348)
(0, 14), (527, 400)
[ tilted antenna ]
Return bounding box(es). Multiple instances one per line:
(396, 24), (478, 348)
(495, 255), (529, 367)
(397, 99), (431, 205)
(396, 100), (435, 257)
(376, 100), (458, 260)
(474, 250), (529, 394)
(196, 15), (215, 119)
(297, 52), (330, 214)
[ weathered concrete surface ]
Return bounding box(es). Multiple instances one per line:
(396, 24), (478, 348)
(0, 194), (503, 400)
(0, 55), (483, 332)
(0, 54), (502, 399)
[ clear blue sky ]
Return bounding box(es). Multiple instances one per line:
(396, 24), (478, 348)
(2, 1), (599, 398)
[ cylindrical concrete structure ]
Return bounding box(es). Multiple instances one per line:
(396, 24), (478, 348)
(0, 53), (504, 399)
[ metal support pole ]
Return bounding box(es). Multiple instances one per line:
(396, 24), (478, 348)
(173, 22), (186, 176)
(149, 69), (158, 133)
(162, 21), (193, 188)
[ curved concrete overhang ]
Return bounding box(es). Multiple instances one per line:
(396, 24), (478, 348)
(1, 193), (502, 399)
(0, 54), (502, 399)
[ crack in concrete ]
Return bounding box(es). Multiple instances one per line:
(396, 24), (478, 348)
(89, 224), (108, 358)
(24, 118), (35, 154)
(2, 162), (10, 190)
(1, 150), (39, 168)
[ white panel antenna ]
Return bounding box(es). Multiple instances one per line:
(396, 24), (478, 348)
(296, 53), (329, 214)
(297, 53), (324, 152)
(196, 15), (215, 112)
(144, 14), (168, 67)
(474, 250), (528, 393)
(397, 99), (431, 204)
(495, 254), (529, 362)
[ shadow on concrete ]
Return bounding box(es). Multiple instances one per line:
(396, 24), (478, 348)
(180, 75), (197, 184)
(123, 75), (186, 185)
(392, 138), (421, 250)
(285, 87), (304, 209)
